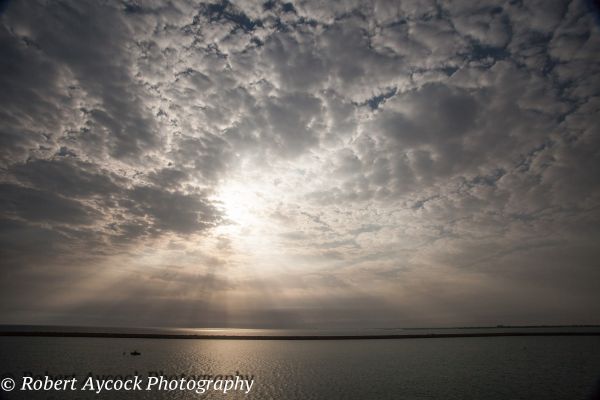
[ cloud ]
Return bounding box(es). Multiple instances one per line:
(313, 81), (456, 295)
(0, 0), (599, 327)
(10, 158), (123, 197)
(0, 183), (99, 225)
(125, 185), (221, 234)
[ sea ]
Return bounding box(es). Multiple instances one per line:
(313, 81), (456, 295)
(1, 326), (600, 399)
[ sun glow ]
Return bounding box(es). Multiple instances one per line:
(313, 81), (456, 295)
(209, 158), (320, 272)
(215, 181), (266, 228)
(211, 177), (289, 272)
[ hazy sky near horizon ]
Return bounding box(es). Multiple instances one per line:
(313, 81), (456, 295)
(0, 0), (599, 328)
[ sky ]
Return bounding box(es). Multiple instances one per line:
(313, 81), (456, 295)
(0, 0), (599, 329)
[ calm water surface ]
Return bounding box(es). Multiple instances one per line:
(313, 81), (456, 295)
(1, 336), (600, 399)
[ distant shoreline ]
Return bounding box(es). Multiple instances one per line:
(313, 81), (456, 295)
(399, 324), (600, 330)
(1, 331), (600, 340)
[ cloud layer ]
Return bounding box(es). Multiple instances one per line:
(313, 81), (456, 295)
(1, 0), (599, 328)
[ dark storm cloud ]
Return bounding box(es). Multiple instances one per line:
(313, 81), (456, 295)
(125, 185), (221, 234)
(10, 158), (123, 198)
(0, 159), (223, 301)
(0, 183), (98, 225)
(0, 0), (599, 327)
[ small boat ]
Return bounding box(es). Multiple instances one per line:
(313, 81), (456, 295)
(130, 350), (141, 356)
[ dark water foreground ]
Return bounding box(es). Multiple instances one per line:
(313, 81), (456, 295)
(1, 335), (600, 399)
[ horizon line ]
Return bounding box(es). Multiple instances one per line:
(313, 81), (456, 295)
(2, 330), (600, 341)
